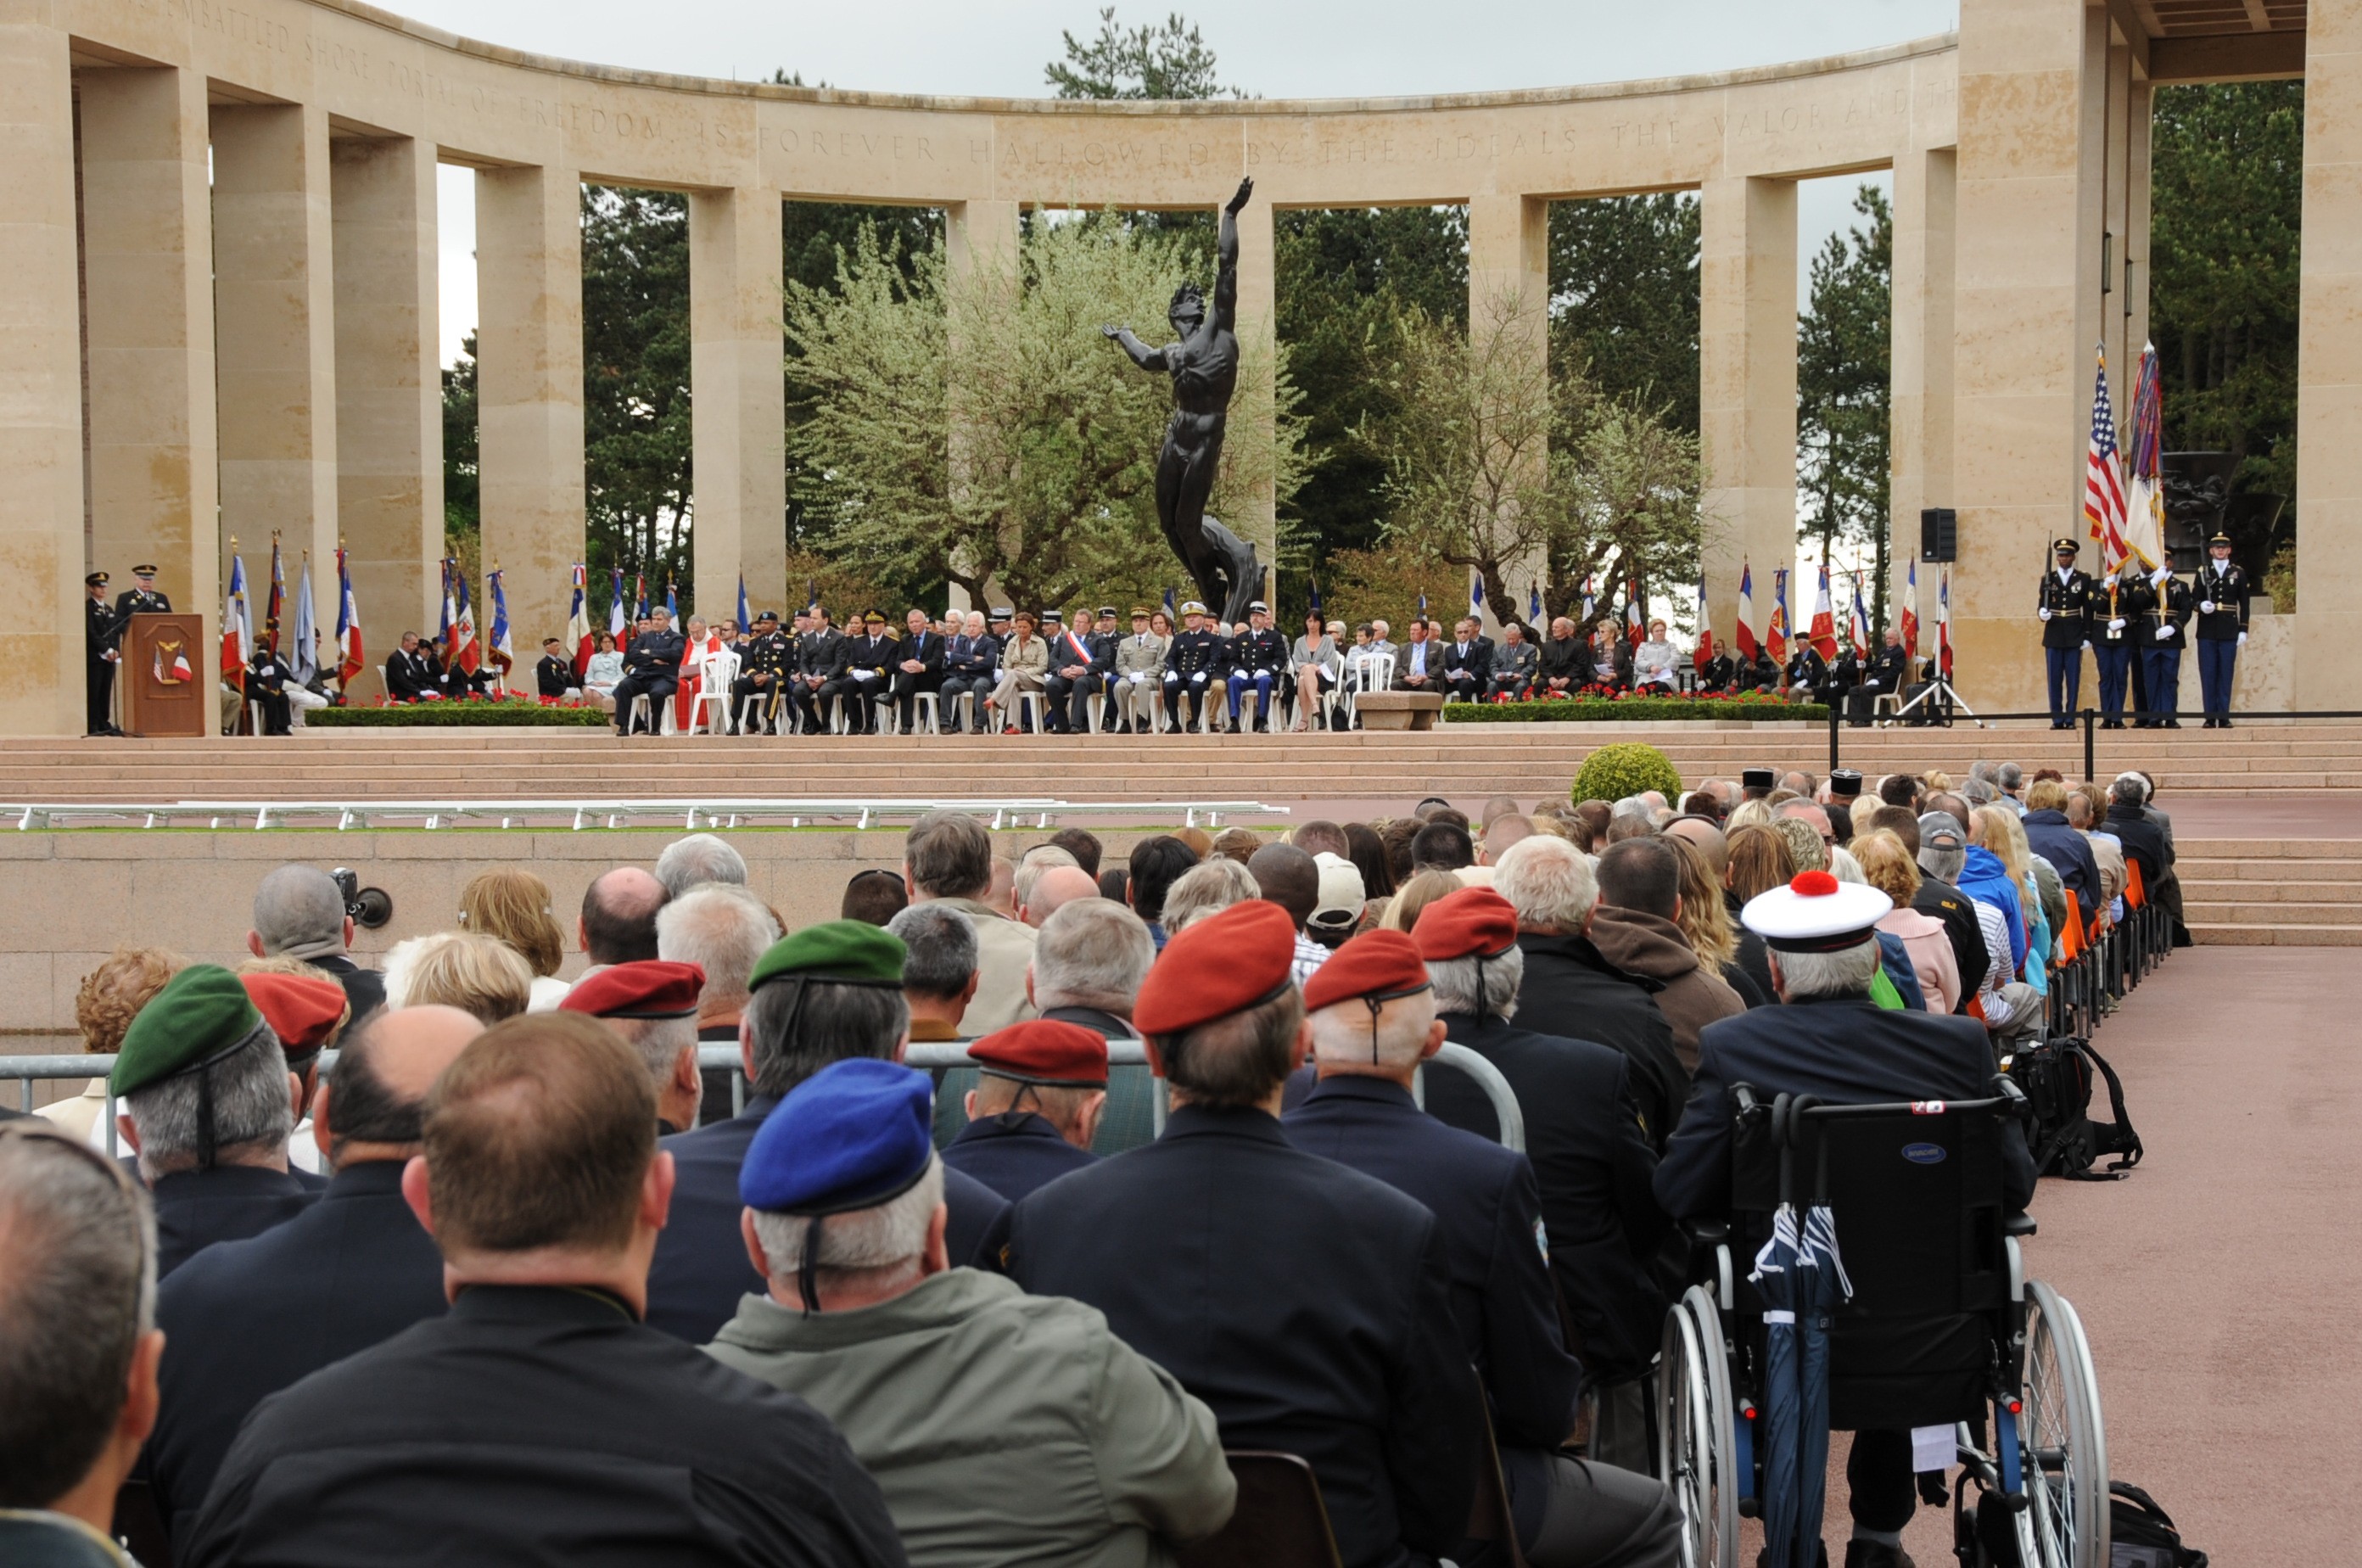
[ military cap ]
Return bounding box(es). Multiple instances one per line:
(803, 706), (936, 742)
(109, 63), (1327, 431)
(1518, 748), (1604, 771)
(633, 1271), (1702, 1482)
(1042, 609), (1064, 624)
(1741, 869), (1890, 954)
(132, 563), (159, 576)
(741, 1057), (937, 1310)
(2207, 532), (2233, 549)
(1411, 888), (1519, 964)
(1097, 606), (1119, 619)
(989, 607), (1014, 620)
(540, 636), (563, 647)
(1248, 601), (1269, 614)
(864, 610), (887, 626)
(1130, 607), (1151, 619)
(747, 920), (906, 994)
(969, 1020), (1109, 1089)
(86, 571), (109, 587)
(1303, 929), (1430, 1015)
(109, 965), (269, 1098)
(1741, 766), (1777, 791)
(756, 609), (781, 624)
(561, 959), (707, 1021)
(1828, 768), (1864, 800)
(2052, 537), (2080, 554)
(238, 972), (346, 1059)
(1134, 900), (1296, 1037)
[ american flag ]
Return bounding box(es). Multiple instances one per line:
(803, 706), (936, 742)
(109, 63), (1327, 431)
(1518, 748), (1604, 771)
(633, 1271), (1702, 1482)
(2084, 344), (2130, 572)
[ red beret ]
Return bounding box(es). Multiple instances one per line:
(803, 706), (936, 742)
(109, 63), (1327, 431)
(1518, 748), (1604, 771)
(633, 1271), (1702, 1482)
(560, 960), (707, 1020)
(1412, 888), (1520, 964)
(238, 972), (347, 1055)
(969, 1020), (1110, 1087)
(1302, 930), (1431, 1014)
(1134, 900), (1297, 1036)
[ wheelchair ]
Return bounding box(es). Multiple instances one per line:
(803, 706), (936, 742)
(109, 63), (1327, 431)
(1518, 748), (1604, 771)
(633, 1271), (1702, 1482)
(1657, 1080), (2106, 1568)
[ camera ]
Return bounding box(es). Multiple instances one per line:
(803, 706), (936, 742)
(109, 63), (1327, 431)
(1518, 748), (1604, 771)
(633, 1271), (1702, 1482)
(331, 867), (395, 930)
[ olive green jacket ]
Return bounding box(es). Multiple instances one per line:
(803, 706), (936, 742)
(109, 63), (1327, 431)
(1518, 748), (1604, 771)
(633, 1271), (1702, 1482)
(707, 1268), (1234, 1568)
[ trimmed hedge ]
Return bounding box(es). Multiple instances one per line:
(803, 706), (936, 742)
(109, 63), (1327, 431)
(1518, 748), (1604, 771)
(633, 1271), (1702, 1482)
(1571, 742), (1684, 804)
(1441, 697), (1828, 723)
(306, 702), (611, 728)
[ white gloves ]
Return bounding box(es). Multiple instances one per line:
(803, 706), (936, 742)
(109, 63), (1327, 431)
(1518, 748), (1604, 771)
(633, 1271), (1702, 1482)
(2156, 626), (2173, 641)
(2238, 631), (2248, 647)
(1131, 672), (1149, 685)
(2200, 600), (2215, 614)
(2038, 608), (2052, 622)
(2108, 619), (2125, 633)
(2081, 640), (2091, 651)
(1192, 672), (1208, 685)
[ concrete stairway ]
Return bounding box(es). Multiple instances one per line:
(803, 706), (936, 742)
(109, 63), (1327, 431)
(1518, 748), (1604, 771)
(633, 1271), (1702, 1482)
(2178, 837), (2362, 946)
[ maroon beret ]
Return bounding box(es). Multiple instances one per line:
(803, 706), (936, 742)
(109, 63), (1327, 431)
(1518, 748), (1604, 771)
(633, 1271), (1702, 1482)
(560, 959), (706, 1020)
(1412, 888), (1520, 964)
(1302, 929), (1432, 1015)
(1134, 900), (1297, 1036)
(969, 1020), (1110, 1088)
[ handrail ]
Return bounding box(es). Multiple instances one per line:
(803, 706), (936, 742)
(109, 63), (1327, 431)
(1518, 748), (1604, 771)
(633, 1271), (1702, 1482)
(1824, 701), (2362, 777)
(3, 796), (1290, 832)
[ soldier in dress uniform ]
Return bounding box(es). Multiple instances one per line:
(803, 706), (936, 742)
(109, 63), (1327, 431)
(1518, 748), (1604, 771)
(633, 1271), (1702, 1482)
(826, 611), (896, 734)
(1111, 607), (1169, 733)
(116, 562), (172, 619)
(732, 610), (798, 734)
(86, 570), (125, 736)
(1225, 601), (1290, 734)
(940, 1019), (1105, 1203)
(1163, 601), (1220, 731)
(2037, 536), (2095, 729)
(246, 623), (294, 736)
(2089, 568), (2137, 728)
(2192, 531), (2250, 728)
(2121, 567), (2191, 728)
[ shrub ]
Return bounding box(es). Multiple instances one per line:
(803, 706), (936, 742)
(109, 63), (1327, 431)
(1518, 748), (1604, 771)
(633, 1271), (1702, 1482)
(306, 701), (610, 728)
(1570, 742), (1683, 804)
(1441, 696), (1825, 724)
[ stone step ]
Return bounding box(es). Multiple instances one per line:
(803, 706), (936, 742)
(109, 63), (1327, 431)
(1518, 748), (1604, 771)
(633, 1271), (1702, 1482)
(2174, 880), (2362, 904)
(2188, 921), (2362, 947)
(2184, 900), (2362, 924)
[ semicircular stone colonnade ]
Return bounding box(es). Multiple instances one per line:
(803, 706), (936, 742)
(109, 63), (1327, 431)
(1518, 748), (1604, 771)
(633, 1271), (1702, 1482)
(5, 0), (2341, 728)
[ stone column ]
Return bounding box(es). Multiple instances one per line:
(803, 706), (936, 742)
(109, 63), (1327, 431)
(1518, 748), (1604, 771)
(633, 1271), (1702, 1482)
(210, 101), (338, 624)
(1, 17), (81, 733)
(2297, 8), (2362, 703)
(691, 185), (785, 624)
(1889, 148), (1956, 643)
(332, 135), (439, 695)
(1232, 193), (1278, 604)
(2124, 82), (2153, 367)
(1466, 193), (1548, 636)
(475, 163), (584, 658)
(78, 65), (218, 661)
(943, 199), (1018, 613)
(1951, 0), (2097, 707)
(1699, 176), (1797, 651)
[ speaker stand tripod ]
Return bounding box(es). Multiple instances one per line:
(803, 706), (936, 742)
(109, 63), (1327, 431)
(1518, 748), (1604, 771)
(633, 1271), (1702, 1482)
(1887, 675), (1984, 727)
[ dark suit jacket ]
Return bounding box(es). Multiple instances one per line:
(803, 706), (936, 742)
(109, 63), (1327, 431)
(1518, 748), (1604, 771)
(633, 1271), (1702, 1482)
(1912, 876), (1993, 1006)
(305, 952), (388, 1024)
(383, 649), (432, 701)
(988, 1105), (1480, 1568)
(1654, 994), (2036, 1224)
(147, 1161), (447, 1546)
(2103, 803), (2170, 888)
(943, 633), (997, 678)
(941, 1112), (1098, 1202)
(150, 1164), (318, 1279)
(1425, 1015), (1668, 1383)
(2021, 809), (2101, 910)
(1511, 931), (1687, 1148)
(623, 628), (686, 676)
(646, 1095), (1007, 1342)
(1440, 639), (1492, 692)
(182, 1284), (906, 1568)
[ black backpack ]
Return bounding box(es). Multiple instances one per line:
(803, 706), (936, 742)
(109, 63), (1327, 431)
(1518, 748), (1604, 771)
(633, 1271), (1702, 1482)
(2005, 1035), (2142, 1179)
(2108, 1481), (2207, 1567)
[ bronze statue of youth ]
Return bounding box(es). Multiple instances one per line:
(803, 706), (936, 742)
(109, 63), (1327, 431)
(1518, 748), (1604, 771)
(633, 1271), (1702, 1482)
(1102, 176), (1264, 626)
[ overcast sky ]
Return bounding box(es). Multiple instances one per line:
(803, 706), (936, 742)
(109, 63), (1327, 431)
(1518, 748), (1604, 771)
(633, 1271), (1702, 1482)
(428, 0), (1954, 361)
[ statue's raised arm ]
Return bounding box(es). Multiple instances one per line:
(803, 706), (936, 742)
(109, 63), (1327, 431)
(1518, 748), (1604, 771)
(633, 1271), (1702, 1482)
(1212, 176), (1251, 333)
(1100, 321), (1167, 371)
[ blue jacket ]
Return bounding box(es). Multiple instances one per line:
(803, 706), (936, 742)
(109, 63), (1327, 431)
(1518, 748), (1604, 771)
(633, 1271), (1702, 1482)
(1956, 845), (2029, 977)
(941, 1111), (1098, 1202)
(2020, 809), (2101, 910)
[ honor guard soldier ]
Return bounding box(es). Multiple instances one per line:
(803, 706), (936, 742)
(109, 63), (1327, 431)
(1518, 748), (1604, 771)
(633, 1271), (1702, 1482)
(2038, 536), (2095, 728)
(2122, 567), (2191, 728)
(733, 610), (797, 734)
(245, 624), (294, 736)
(2193, 531), (2250, 727)
(117, 562), (172, 619)
(1225, 601), (1290, 733)
(2090, 568), (2137, 728)
(1163, 601), (1221, 731)
(86, 571), (124, 736)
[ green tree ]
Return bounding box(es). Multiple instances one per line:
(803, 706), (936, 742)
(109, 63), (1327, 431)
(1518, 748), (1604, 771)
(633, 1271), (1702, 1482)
(1795, 183), (1892, 624)
(1551, 193), (1702, 437)
(579, 185), (694, 605)
(1046, 7), (1236, 99)
(2150, 80), (2303, 502)
(441, 329), (479, 557)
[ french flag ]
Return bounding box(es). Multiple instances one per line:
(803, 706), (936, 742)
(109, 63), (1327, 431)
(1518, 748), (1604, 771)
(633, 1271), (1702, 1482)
(1734, 563), (1760, 662)
(1810, 562), (1837, 660)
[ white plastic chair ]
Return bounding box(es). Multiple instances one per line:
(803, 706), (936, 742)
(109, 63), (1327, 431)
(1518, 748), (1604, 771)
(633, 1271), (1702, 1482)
(1343, 651), (1396, 728)
(690, 648), (739, 735)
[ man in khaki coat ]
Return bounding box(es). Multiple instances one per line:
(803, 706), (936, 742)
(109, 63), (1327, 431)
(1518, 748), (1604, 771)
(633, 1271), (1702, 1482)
(709, 1056), (1235, 1568)
(904, 809), (1038, 1036)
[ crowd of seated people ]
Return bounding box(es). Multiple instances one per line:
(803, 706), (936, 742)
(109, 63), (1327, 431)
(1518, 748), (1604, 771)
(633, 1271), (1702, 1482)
(0, 758), (2178, 1568)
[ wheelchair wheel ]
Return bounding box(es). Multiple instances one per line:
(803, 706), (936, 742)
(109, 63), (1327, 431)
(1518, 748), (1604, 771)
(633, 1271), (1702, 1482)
(2018, 1280), (2107, 1568)
(1658, 1285), (1738, 1568)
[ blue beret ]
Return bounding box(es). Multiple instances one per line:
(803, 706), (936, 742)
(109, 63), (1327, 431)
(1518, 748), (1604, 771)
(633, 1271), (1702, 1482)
(740, 1058), (935, 1215)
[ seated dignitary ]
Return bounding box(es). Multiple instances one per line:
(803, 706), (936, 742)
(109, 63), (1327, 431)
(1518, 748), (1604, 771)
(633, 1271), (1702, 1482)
(1415, 889), (1668, 1394)
(144, 1005), (484, 1547)
(1027, 892), (1156, 1039)
(937, 610), (999, 734)
(561, 960), (708, 1135)
(988, 899), (1481, 1568)
(1653, 871), (2035, 1568)
(182, 1013), (905, 1568)
(1283, 932), (1680, 1568)
(709, 1058), (1235, 1567)
(110, 966), (317, 1278)
(248, 862), (387, 1023)
(0, 1122), (165, 1568)
(645, 921), (1008, 1342)
(611, 605), (687, 736)
(941, 1021), (1105, 1201)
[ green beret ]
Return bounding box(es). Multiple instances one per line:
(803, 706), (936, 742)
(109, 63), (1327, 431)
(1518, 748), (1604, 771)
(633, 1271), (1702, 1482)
(109, 965), (267, 1097)
(747, 921), (907, 993)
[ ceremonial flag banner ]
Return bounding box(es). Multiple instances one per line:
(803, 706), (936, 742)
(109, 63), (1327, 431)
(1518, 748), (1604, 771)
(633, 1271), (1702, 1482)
(1848, 575), (1870, 655)
(1310, 579), (1324, 617)
(335, 546), (363, 684)
(1809, 563), (1837, 660)
(1901, 558), (1920, 657)
(1581, 577), (1596, 624)
(635, 574), (649, 621)
(736, 574), (751, 636)
(1939, 567), (1954, 678)
(437, 558), (456, 652)
(487, 568), (513, 680)
(2084, 344), (2131, 573)
(265, 537), (284, 652)
(290, 553), (317, 683)
(665, 577), (678, 620)
(451, 566), (482, 675)
(1469, 574), (1484, 616)
(1735, 563), (1760, 662)
(1162, 586), (1176, 620)
(2123, 341), (2167, 573)
(1694, 569), (1714, 674)
(222, 547), (252, 687)
(609, 568), (626, 639)
(568, 567), (596, 675)
(1768, 568), (1790, 663)
(1417, 591), (1429, 618)
(1626, 585), (1644, 647)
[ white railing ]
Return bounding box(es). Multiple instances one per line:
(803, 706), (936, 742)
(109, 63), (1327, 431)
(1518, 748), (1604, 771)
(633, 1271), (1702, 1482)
(3, 796), (1290, 832)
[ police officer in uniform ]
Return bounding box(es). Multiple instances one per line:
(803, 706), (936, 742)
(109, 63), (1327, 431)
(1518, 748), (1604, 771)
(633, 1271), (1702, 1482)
(2037, 536), (2094, 728)
(1163, 602), (1220, 731)
(732, 610), (797, 734)
(826, 612), (896, 734)
(246, 624), (295, 736)
(86, 571), (125, 736)
(1226, 601), (1290, 734)
(2090, 568), (2136, 728)
(940, 1020), (1105, 1203)
(2122, 567), (2192, 728)
(2193, 531), (2250, 728)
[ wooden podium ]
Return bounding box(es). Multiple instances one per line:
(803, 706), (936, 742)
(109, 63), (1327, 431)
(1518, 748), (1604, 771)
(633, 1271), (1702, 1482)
(120, 613), (210, 737)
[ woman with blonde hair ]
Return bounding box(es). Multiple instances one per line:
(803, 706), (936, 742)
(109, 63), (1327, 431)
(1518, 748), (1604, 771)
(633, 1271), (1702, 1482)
(459, 867), (570, 1010)
(1380, 869), (1467, 935)
(1852, 829), (1962, 1013)
(1666, 834), (1773, 1006)
(382, 931), (533, 1024)
(1973, 805), (2053, 1007)
(1724, 824), (1795, 904)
